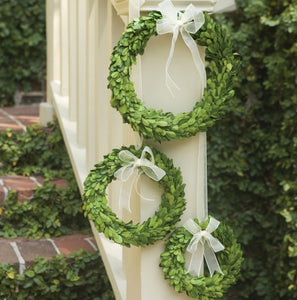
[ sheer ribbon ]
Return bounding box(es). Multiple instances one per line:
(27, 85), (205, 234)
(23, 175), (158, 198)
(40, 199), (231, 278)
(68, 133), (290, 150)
(156, 0), (206, 97)
(114, 146), (166, 212)
(183, 218), (224, 277)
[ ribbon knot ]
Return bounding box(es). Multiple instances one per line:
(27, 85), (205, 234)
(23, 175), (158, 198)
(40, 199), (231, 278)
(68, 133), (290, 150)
(156, 0), (206, 97)
(184, 218), (224, 277)
(114, 146), (166, 212)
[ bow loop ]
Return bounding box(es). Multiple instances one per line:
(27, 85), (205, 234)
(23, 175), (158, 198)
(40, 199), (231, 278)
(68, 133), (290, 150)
(156, 0), (206, 97)
(114, 147), (166, 212)
(184, 218), (224, 277)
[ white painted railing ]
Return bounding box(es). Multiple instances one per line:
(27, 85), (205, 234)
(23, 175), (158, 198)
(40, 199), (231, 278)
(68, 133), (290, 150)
(43, 1), (236, 299)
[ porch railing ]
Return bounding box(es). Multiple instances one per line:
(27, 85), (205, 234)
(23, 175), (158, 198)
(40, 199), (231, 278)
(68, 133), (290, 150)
(44, 1), (236, 299)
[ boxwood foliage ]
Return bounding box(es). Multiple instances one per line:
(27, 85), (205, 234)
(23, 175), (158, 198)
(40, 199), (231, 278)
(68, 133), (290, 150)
(208, 1), (297, 299)
(0, 250), (115, 300)
(0, 0), (46, 105)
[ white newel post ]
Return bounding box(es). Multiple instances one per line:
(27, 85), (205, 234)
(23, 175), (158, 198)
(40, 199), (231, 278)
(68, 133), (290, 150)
(45, 1), (237, 300)
(120, 1), (236, 299)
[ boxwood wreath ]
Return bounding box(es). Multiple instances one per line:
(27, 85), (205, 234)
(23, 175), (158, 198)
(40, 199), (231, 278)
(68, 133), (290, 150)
(83, 145), (186, 247)
(108, 11), (238, 142)
(160, 218), (243, 299)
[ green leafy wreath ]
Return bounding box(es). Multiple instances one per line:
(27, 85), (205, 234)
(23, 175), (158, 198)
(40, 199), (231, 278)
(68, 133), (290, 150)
(108, 11), (238, 142)
(83, 145), (186, 247)
(160, 218), (243, 299)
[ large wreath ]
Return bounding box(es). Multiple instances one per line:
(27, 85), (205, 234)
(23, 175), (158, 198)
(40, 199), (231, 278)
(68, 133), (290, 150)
(83, 145), (186, 247)
(160, 218), (243, 299)
(108, 11), (237, 142)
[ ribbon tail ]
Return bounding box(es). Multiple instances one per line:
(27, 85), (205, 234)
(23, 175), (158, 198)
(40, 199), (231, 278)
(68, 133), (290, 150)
(165, 27), (181, 97)
(118, 173), (138, 212)
(204, 243), (224, 277)
(187, 243), (204, 276)
(181, 29), (206, 98)
(134, 173), (156, 203)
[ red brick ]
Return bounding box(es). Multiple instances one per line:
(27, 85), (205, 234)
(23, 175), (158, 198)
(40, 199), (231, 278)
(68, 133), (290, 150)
(3, 106), (39, 117)
(50, 179), (68, 189)
(0, 185), (5, 202)
(0, 241), (18, 264)
(1, 176), (38, 201)
(53, 234), (96, 255)
(0, 106), (39, 132)
(17, 239), (57, 267)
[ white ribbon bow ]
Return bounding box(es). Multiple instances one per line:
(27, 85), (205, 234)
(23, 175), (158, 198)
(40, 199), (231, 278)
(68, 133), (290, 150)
(156, 0), (206, 97)
(114, 146), (166, 212)
(183, 218), (224, 277)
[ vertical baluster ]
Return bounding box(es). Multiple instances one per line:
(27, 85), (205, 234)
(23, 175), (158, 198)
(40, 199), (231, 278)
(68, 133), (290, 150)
(41, 0), (60, 125)
(45, 0), (61, 102)
(86, 0), (97, 170)
(94, 3), (125, 299)
(68, 0), (77, 121)
(77, 0), (88, 147)
(60, 0), (69, 97)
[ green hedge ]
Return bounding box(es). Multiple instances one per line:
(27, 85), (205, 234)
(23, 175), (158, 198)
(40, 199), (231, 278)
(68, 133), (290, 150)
(0, 122), (90, 238)
(208, 1), (297, 299)
(0, 0), (46, 106)
(0, 250), (115, 300)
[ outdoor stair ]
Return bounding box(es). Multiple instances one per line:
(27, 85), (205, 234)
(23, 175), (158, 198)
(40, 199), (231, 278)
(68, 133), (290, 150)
(0, 105), (97, 273)
(0, 234), (97, 274)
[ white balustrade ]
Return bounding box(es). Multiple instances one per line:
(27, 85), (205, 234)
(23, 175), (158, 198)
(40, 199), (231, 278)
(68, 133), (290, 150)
(44, 1), (236, 299)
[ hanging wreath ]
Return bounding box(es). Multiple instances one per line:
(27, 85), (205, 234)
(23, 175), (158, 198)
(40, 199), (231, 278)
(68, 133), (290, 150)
(108, 11), (237, 142)
(83, 145), (186, 247)
(160, 218), (243, 299)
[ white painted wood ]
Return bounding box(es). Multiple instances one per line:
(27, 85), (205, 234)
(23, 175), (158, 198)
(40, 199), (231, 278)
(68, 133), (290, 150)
(45, 1), (237, 299)
(68, 0), (78, 121)
(51, 79), (127, 300)
(214, 0), (237, 13)
(141, 0), (217, 11)
(86, 0), (98, 170)
(77, 0), (88, 147)
(60, 0), (69, 97)
(135, 34), (207, 300)
(39, 102), (55, 126)
(110, 0), (237, 20)
(45, 0), (60, 104)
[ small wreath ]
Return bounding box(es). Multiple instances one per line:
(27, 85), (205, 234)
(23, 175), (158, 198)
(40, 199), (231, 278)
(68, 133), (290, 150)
(83, 145), (186, 247)
(108, 11), (237, 142)
(160, 218), (243, 299)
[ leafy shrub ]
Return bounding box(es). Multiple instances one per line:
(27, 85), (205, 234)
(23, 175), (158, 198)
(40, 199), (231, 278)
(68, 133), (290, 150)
(0, 0), (46, 106)
(0, 122), (90, 237)
(0, 250), (115, 300)
(208, 1), (297, 299)
(0, 182), (89, 239)
(0, 122), (72, 180)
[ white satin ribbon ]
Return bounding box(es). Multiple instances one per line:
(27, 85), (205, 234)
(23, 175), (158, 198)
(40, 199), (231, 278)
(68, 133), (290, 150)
(184, 218), (224, 277)
(156, 0), (206, 97)
(114, 146), (166, 212)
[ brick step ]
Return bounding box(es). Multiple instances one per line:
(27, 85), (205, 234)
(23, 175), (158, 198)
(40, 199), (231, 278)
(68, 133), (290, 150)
(0, 233), (97, 273)
(0, 175), (68, 202)
(0, 106), (40, 132)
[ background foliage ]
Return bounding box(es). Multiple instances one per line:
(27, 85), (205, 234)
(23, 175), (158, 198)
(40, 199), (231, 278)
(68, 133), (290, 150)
(0, 0), (46, 106)
(0, 250), (114, 300)
(208, 1), (297, 299)
(0, 122), (90, 238)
